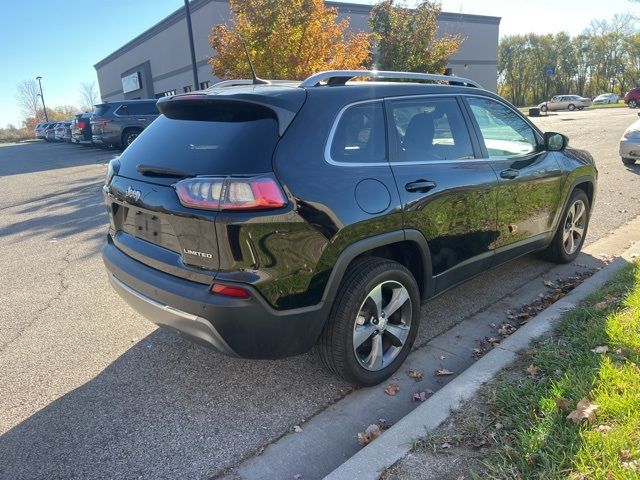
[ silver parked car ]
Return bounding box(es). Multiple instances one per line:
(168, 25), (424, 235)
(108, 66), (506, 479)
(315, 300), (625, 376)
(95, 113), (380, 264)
(539, 95), (592, 112)
(593, 92), (619, 104)
(620, 113), (640, 165)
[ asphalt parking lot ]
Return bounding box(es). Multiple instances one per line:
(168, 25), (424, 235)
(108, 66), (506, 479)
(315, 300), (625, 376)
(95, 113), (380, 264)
(1, 107), (639, 480)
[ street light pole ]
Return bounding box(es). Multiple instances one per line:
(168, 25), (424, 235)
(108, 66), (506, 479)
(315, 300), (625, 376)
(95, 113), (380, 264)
(35, 76), (48, 122)
(184, 0), (199, 90)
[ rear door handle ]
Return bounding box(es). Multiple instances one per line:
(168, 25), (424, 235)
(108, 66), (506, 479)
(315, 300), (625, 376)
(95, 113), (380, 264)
(500, 169), (520, 180)
(405, 180), (437, 193)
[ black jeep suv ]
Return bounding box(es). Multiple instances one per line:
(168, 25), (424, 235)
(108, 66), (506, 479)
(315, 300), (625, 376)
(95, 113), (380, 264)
(102, 70), (597, 385)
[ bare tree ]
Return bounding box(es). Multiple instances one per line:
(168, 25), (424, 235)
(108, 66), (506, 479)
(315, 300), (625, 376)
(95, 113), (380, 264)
(16, 79), (41, 122)
(78, 81), (99, 112)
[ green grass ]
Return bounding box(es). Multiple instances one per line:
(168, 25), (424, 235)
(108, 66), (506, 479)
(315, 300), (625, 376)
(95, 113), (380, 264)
(480, 261), (640, 479)
(412, 261), (640, 479)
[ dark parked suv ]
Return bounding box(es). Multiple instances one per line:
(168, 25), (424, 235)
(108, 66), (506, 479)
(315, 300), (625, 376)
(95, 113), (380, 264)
(71, 112), (92, 145)
(91, 99), (159, 149)
(102, 70), (597, 385)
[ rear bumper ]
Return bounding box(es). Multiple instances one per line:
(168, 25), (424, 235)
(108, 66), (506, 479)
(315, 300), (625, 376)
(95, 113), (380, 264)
(93, 133), (119, 146)
(102, 238), (327, 359)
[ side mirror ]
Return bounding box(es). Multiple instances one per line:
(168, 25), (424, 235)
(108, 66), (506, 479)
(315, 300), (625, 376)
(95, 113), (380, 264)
(544, 132), (568, 151)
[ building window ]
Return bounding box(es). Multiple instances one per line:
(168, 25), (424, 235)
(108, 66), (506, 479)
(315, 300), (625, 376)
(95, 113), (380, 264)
(155, 89), (177, 99)
(183, 85), (192, 93)
(199, 81), (210, 90)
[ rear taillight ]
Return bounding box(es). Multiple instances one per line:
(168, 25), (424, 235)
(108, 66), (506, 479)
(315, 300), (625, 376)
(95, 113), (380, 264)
(211, 283), (251, 299)
(175, 175), (287, 211)
(77, 120), (86, 129)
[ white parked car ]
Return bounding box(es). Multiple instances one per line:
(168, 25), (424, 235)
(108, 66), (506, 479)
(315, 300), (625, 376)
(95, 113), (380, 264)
(619, 113), (640, 165)
(593, 93), (619, 104)
(538, 95), (592, 112)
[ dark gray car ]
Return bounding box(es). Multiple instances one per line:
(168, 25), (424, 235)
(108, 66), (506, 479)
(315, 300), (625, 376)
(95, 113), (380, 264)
(91, 99), (159, 149)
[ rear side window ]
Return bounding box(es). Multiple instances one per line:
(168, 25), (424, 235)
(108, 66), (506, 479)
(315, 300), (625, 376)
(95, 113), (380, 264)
(390, 97), (474, 162)
(329, 102), (386, 163)
(117, 102), (159, 116)
(117, 103), (281, 183)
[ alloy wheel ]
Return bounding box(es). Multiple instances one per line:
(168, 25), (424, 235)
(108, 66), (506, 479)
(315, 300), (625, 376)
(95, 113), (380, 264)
(126, 132), (139, 146)
(563, 199), (587, 255)
(352, 280), (412, 371)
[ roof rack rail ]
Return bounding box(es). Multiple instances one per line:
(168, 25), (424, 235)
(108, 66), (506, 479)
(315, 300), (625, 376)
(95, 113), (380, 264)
(211, 79), (300, 88)
(300, 70), (482, 89)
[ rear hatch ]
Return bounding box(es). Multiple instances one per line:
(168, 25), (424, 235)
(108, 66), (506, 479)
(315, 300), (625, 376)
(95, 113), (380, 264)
(91, 104), (112, 135)
(105, 88), (306, 280)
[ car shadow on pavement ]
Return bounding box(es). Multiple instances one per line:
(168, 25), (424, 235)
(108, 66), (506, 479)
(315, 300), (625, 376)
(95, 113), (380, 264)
(0, 142), (116, 177)
(0, 177), (106, 245)
(0, 329), (350, 480)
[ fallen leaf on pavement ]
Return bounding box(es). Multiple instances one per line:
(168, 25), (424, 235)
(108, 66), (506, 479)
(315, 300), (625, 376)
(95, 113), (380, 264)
(292, 475), (303, 480)
(357, 424), (381, 445)
(412, 389), (434, 402)
(377, 418), (392, 430)
(407, 370), (423, 381)
(591, 345), (609, 354)
(293, 425), (303, 433)
(384, 384), (400, 396)
(567, 397), (599, 424)
(526, 364), (540, 377)
(434, 369), (454, 376)
(544, 278), (556, 288)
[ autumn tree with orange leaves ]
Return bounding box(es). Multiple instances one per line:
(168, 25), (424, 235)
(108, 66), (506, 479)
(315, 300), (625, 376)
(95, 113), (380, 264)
(208, 0), (371, 80)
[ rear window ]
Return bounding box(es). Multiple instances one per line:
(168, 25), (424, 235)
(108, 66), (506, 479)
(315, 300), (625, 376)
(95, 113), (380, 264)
(93, 104), (110, 117)
(117, 106), (280, 185)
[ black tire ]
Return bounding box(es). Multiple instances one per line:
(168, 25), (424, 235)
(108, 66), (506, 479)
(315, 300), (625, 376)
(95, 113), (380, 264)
(568, 104), (576, 111)
(540, 105), (548, 113)
(629, 100), (638, 108)
(121, 128), (142, 149)
(577, 106), (584, 110)
(542, 189), (590, 264)
(315, 257), (421, 386)
(623, 157), (636, 165)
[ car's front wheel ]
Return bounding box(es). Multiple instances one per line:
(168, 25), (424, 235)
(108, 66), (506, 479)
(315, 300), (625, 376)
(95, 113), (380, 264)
(316, 257), (421, 386)
(542, 189), (590, 264)
(568, 104), (576, 111)
(540, 105), (548, 113)
(623, 157), (636, 165)
(629, 100), (638, 108)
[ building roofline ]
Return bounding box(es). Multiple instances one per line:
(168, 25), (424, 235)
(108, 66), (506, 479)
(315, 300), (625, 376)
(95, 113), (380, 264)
(94, 0), (501, 70)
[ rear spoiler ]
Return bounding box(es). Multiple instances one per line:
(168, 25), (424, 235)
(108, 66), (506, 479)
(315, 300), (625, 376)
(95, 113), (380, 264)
(156, 91), (306, 136)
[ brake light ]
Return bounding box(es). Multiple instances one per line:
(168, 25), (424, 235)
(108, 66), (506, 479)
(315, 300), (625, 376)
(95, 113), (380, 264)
(175, 175), (287, 211)
(211, 283), (251, 299)
(77, 120), (86, 129)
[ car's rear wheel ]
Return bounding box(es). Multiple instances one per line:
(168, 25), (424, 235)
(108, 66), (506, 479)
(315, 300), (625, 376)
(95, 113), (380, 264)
(542, 189), (590, 264)
(623, 157), (636, 165)
(568, 104), (576, 111)
(121, 128), (142, 149)
(540, 105), (548, 113)
(315, 257), (421, 386)
(629, 100), (638, 108)
(577, 106), (584, 110)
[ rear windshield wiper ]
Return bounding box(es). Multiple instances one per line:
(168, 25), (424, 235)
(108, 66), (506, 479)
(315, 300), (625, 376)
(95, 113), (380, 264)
(136, 164), (193, 178)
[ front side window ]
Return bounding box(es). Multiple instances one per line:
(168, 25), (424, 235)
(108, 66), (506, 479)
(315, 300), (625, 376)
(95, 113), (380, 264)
(390, 97), (474, 162)
(329, 102), (386, 163)
(467, 97), (538, 159)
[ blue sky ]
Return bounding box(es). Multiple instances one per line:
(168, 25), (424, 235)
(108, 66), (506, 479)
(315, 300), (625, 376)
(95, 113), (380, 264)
(0, 0), (637, 128)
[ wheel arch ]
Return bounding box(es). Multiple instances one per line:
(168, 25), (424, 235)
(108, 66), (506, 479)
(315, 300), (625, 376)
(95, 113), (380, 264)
(321, 230), (434, 310)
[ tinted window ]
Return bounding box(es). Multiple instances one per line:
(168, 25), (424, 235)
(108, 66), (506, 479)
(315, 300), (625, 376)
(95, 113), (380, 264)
(117, 103), (156, 116)
(93, 104), (110, 117)
(330, 102), (386, 163)
(391, 97), (474, 162)
(467, 97), (538, 159)
(117, 107), (280, 186)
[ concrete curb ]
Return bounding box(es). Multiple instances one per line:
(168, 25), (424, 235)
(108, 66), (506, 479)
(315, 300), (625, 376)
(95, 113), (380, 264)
(324, 247), (639, 480)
